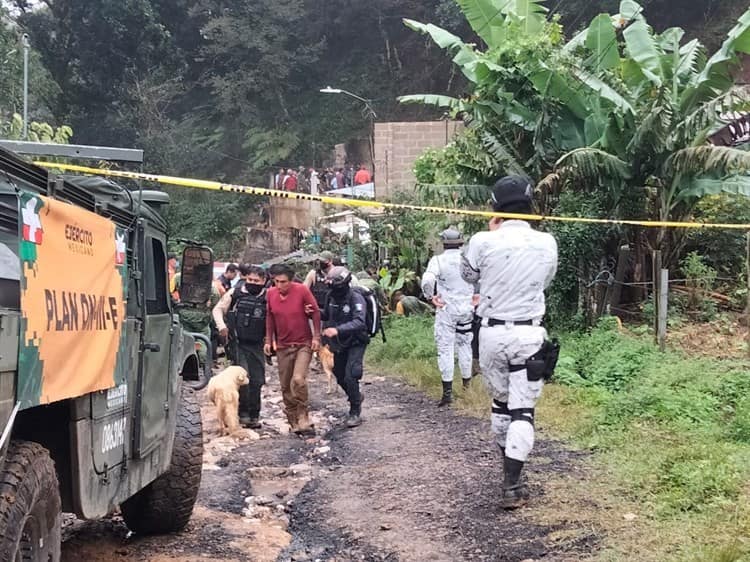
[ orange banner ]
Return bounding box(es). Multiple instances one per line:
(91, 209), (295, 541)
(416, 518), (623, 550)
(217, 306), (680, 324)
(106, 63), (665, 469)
(19, 191), (127, 406)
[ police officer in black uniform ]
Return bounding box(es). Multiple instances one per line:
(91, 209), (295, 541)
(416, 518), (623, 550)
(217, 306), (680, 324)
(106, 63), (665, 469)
(321, 266), (369, 428)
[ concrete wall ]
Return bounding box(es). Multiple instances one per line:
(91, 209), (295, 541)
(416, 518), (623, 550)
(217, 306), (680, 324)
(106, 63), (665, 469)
(268, 198), (321, 230)
(244, 227), (301, 264)
(374, 120), (464, 199)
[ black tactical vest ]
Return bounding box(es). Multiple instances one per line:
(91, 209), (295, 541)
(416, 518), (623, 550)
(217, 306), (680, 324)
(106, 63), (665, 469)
(231, 282), (266, 344)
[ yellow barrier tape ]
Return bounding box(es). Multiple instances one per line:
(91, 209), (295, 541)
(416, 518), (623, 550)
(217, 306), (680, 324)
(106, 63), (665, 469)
(34, 160), (750, 230)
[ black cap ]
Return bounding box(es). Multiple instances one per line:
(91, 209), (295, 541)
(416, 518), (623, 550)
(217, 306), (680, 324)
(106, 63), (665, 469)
(491, 175), (534, 212)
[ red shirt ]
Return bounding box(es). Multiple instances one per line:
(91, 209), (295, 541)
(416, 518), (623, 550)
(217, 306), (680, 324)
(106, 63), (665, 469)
(266, 282), (320, 348)
(283, 175), (298, 191)
(354, 169), (371, 185)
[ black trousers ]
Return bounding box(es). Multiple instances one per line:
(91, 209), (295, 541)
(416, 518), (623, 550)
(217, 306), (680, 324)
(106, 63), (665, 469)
(333, 344), (366, 415)
(236, 342), (266, 419)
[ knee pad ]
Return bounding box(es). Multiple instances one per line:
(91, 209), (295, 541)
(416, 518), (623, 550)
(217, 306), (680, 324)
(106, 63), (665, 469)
(491, 400), (511, 447)
(492, 399), (509, 416)
(509, 407), (534, 426)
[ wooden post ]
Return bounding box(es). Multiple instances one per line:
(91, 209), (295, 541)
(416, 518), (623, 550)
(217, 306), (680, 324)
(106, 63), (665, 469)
(658, 268), (668, 352)
(609, 245), (631, 312)
(652, 250), (662, 343)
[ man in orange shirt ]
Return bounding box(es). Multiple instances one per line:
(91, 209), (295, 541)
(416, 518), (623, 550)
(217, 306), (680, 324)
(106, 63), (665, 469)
(354, 164), (372, 185)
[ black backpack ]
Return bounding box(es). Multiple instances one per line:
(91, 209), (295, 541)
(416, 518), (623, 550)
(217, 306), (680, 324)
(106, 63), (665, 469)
(351, 285), (385, 343)
(230, 281), (266, 344)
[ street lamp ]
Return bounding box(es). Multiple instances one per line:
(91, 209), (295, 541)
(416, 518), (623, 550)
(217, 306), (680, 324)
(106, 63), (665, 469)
(21, 33), (29, 140)
(319, 86), (377, 178)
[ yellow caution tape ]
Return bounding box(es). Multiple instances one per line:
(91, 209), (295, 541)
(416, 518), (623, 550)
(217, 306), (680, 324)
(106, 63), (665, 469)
(34, 160), (750, 230)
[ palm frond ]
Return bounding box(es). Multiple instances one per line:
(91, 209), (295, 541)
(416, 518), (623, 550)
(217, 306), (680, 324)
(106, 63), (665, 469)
(681, 7), (750, 110)
(554, 147), (632, 185)
(676, 174), (750, 201)
(671, 87), (750, 147)
(479, 130), (526, 175)
(666, 145), (750, 178)
(675, 38), (706, 81)
(628, 87), (674, 154)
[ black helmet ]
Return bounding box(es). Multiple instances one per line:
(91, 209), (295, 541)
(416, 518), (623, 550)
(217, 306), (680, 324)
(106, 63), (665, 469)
(439, 228), (464, 248)
(325, 265), (352, 287)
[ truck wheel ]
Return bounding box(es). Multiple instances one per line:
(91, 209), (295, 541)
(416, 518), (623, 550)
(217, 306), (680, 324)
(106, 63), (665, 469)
(0, 441), (61, 562)
(121, 385), (203, 534)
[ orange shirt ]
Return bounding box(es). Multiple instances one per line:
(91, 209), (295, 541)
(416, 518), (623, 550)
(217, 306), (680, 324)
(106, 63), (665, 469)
(354, 169), (372, 185)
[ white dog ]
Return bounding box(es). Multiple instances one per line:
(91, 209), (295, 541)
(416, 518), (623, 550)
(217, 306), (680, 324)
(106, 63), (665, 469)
(206, 366), (249, 436)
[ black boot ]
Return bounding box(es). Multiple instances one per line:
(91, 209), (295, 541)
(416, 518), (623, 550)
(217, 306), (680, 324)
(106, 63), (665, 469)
(462, 378), (471, 390)
(501, 457), (529, 510)
(438, 381), (452, 407)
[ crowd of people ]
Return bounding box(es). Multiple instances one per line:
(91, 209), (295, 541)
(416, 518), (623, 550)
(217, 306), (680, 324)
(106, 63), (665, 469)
(172, 173), (560, 510)
(273, 163), (373, 194)
(204, 257), (372, 433)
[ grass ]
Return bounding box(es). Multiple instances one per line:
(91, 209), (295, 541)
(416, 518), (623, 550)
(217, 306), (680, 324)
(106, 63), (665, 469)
(367, 315), (750, 562)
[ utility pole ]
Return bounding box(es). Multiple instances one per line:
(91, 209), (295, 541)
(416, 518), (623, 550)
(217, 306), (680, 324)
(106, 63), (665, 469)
(21, 33), (30, 140)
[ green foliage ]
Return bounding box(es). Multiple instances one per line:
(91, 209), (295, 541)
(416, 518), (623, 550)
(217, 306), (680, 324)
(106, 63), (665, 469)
(680, 251), (718, 316)
(556, 321), (750, 514)
(684, 195), (750, 279)
(368, 315), (437, 363)
(0, 113), (72, 143)
(0, 7), (61, 122)
(163, 187), (255, 260)
(727, 396), (750, 443)
(403, 0), (750, 283)
(545, 191), (617, 329)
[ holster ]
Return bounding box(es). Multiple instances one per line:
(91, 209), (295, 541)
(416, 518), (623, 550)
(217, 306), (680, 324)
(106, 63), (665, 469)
(526, 338), (561, 382)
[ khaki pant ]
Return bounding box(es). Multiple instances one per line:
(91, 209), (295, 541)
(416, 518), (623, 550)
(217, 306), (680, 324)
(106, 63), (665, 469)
(276, 345), (313, 430)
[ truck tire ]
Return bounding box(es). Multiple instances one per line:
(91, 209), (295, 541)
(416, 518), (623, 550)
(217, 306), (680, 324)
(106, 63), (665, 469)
(121, 385), (203, 534)
(0, 440), (62, 562)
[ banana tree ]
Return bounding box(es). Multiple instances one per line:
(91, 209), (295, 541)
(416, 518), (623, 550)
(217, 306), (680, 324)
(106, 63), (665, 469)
(398, 0), (646, 185)
(546, 1), (750, 264)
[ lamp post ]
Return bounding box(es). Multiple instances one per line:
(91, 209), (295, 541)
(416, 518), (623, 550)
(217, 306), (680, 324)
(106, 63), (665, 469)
(21, 33), (29, 140)
(319, 86), (377, 178)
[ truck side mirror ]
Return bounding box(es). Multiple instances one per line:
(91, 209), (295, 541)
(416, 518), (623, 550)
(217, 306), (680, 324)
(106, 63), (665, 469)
(179, 246), (214, 305)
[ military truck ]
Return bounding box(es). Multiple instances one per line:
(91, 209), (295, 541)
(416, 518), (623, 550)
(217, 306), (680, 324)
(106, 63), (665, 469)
(0, 144), (213, 560)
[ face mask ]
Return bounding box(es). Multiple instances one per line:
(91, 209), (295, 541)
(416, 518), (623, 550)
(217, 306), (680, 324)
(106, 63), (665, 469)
(330, 284), (348, 297)
(245, 283), (264, 296)
(318, 262), (331, 273)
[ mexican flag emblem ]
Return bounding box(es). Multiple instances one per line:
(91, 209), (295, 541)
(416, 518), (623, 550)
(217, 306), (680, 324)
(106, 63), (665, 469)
(21, 195), (43, 244)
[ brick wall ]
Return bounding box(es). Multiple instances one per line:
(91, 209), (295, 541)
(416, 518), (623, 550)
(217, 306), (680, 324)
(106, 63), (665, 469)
(374, 121), (464, 199)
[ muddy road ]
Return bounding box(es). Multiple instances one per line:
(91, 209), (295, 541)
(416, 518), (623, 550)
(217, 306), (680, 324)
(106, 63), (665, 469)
(61, 364), (598, 562)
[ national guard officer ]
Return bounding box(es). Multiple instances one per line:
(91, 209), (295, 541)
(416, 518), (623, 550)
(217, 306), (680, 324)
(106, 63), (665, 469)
(421, 228), (476, 406)
(461, 175), (558, 509)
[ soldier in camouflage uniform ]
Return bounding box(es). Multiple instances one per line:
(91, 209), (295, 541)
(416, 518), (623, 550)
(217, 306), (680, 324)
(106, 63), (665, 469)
(173, 271), (220, 364)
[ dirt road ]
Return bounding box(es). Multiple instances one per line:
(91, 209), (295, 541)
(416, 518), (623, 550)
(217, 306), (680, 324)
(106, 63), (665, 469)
(61, 364), (598, 562)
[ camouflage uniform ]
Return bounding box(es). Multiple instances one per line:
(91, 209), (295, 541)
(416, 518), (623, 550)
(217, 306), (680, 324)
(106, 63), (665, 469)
(174, 272), (220, 364)
(421, 248), (475, 384)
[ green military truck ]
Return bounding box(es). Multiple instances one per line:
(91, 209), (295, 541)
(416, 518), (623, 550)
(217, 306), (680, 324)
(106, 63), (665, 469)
(0, 144), (212, 560)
